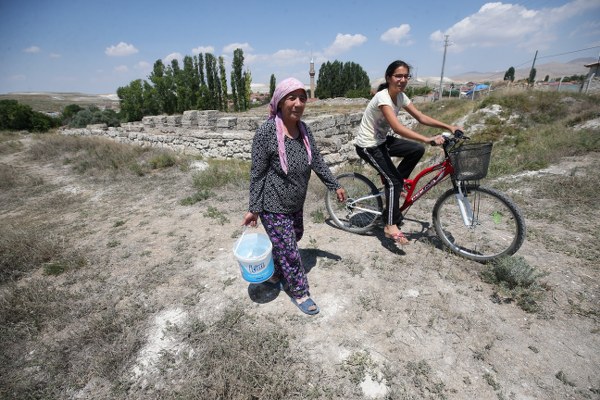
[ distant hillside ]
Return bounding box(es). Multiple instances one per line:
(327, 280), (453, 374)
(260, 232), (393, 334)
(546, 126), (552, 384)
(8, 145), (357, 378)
(2, 57), (596, 112)
(0, 92), (120, 113)
(449, 57), (594, 83)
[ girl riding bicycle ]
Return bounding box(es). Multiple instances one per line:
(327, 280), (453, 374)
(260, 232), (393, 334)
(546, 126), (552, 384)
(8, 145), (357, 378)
(354, 60), (461, 245)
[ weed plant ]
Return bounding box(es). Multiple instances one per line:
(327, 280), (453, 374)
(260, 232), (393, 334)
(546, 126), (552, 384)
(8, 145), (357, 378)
(481, 256), (548, 313)
(191, 158), (250, 190)
(203, 206), (230, 225)
(183, 158), (250, 204)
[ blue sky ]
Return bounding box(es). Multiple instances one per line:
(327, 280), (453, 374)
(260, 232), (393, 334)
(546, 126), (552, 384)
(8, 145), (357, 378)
(1, 0), (599, 94)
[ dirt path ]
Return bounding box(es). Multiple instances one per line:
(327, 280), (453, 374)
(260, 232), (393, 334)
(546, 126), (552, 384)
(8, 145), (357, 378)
(2, 139), (599, 399)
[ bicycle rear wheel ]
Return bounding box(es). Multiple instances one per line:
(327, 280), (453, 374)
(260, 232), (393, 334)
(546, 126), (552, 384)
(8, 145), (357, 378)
(432, 185), (526, 262)
(325, 172), (383, 233)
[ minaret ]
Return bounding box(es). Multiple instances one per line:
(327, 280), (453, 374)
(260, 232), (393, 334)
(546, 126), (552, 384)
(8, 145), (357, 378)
(309, 57), (315, 99)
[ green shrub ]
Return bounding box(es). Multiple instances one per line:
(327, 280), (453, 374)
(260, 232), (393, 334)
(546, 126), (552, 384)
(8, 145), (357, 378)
(149, 152), (177, 169)
(481, 256), (548, 313)
(191, 159), (250, 190)
(0, 100), (60, 132)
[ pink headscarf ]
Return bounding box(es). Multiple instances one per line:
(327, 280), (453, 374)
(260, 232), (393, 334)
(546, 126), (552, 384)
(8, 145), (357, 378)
(268, 77), (312, 174)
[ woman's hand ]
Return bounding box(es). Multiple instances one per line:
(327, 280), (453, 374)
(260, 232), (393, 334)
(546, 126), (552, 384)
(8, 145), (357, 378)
(241, 212), (259, 227)
(336, 187), (347, 203)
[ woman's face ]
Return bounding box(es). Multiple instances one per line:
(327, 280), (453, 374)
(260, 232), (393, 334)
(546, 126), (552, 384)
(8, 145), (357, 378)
(279, 89), (307, 123)
(386, 66), (411, 93)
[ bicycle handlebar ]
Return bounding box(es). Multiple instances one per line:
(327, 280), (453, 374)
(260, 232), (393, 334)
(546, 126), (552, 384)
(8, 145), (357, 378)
(429, 129), (468, 146)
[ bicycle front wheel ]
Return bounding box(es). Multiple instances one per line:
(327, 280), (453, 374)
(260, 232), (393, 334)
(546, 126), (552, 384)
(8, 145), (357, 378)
(432, 185), (526, 262)
(325, 172), (383, 234)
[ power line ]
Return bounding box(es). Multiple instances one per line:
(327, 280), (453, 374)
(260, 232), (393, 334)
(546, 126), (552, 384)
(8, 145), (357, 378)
(536, 45), (600, 60)
(474, 45), (600, 82)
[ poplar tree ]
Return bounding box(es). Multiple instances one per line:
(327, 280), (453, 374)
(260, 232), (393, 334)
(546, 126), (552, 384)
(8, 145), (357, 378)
(195, 53), (211, 110)
(243, 69), (252, 110)
(230, 70), (239, 112)
(231, 48), (246, 111)
(204, 53), (219, 110)
(315, 60), (370, 99)
(149, 60), (176, 114)
(269, 74), (276, 98)
(218, 56), (228, 112)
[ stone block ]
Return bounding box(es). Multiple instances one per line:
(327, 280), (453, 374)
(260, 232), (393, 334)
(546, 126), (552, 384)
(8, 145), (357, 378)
(166, 115), (182, 127)
(217, 117), (237, 129)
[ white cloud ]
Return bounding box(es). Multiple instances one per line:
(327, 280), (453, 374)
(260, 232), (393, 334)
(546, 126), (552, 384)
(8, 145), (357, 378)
(430, 0), (600, 53)
(324, 33), (367, 56)
(24, 46), (41, 53)
(135, 61), (151, 71)
(192, 45), (215, 54)
(49, 53), (61, 59)
(271, 49), (309, 66)
(105, 42), (139, 57)
(223, 42), (253, 53)
(114, 65), (129, 73)
(164, 52), (183, 64)
(380, 24), (413, 45)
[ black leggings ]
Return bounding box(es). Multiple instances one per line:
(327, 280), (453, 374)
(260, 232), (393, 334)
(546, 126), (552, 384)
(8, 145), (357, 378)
(355, 136), (424, 226)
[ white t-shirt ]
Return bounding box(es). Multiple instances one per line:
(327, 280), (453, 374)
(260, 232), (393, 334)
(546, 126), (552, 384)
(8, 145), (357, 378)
(354, 90), (412, 148)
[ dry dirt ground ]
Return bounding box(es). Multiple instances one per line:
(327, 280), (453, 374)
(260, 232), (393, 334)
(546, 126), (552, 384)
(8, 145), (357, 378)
(2, 137), (599, 399)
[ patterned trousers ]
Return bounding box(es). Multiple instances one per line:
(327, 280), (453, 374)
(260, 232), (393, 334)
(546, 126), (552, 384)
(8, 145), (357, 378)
(260, 210), (308, 299)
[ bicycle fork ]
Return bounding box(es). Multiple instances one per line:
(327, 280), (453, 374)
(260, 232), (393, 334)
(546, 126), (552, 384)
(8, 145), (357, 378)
(455, 185), (475, 226)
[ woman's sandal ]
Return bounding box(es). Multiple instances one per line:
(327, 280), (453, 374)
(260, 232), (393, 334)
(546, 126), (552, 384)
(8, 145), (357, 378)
(385, 230), (410, 245)
(291, 297), (320, 315)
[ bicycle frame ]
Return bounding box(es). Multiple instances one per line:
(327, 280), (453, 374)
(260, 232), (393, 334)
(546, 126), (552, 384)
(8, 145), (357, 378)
(399, 158), (453, 213)
(345, 135), (477, 227)
(347, 154), (456, 219)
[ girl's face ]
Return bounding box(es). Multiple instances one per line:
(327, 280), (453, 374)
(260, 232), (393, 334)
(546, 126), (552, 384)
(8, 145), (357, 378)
(387, 66), (411, 92)
(279, 89), (307, 123)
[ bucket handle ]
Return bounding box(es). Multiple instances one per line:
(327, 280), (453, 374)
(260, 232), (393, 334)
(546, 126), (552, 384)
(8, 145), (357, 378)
(233, 226), (248, 255)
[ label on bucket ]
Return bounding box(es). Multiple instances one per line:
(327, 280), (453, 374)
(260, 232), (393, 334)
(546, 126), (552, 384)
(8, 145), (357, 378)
(245, 262), (267, 274)
(233, 232), (274, 283)
(238, 257), (274, 283)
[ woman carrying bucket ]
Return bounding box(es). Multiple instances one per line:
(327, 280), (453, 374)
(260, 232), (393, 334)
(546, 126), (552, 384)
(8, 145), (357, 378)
(241, 77), (346, 316)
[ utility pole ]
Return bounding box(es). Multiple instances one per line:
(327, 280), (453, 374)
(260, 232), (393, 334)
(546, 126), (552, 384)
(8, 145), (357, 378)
(528, 50), (538, 86)
(309, 56), (315, 99)
(438, 35), (450, 101)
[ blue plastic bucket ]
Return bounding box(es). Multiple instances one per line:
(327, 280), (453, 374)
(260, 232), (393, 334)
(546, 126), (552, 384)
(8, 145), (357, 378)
(233, 231), (274, 283)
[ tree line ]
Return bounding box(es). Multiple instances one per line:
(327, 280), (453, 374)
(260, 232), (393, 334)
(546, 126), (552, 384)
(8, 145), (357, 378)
(315, 61), (371, 98)
(116, 49), (251, 122)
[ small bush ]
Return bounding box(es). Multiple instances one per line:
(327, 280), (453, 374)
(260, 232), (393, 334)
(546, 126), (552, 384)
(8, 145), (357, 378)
(191, 159), (250, 190)
(203, 206), (230, 225)
(481, 256), (548, 313)
(180, 189), (213, 205)
(310, 208), (326, 223)
(149, 152), (177, 169)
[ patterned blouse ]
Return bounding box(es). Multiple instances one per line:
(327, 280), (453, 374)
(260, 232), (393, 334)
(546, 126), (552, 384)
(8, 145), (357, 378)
(248, 119), (340, 214)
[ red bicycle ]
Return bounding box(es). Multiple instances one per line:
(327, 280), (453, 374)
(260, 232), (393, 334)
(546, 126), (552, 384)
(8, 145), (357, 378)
(325, 130), (526, 262)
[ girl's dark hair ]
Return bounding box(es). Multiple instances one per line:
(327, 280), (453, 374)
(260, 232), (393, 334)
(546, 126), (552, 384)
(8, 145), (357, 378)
(377, 60), (411, 92)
